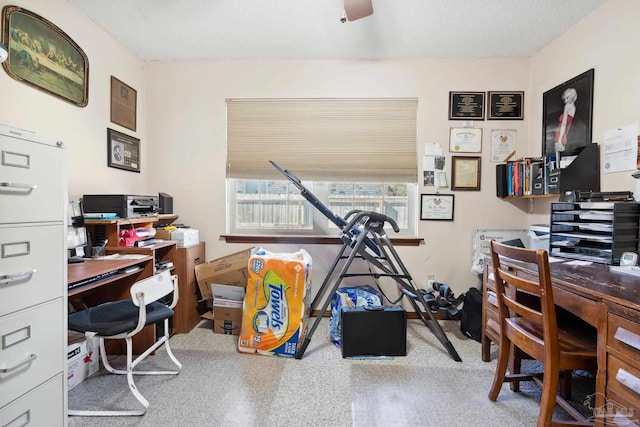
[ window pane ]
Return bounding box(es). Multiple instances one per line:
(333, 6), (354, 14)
(228, 179), (415, 236)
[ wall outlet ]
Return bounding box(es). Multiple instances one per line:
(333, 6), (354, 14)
(427, 277), (436, 290)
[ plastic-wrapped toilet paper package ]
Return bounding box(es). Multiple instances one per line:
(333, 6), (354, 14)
(238, 248), (312, 357)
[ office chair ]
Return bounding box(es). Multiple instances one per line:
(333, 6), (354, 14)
(488, 241), (597, 427)
(68, 270), (182, 416)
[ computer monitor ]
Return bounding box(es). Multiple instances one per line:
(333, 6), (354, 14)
(67, 201), (88, 264)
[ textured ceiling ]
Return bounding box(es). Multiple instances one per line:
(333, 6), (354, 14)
(67, 0), (606, 61)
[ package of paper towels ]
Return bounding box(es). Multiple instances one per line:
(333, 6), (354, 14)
(238, 248), (312, 357)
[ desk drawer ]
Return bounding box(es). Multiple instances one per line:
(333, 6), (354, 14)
(608, 312), (640, 365)
(603, 387), (639, 426)
(0, 374), (63, 426)
(0, 299), (64, 408)
(607, 354), (640, 410)
(0, 224), (64, 315)
(0, 133), (64, 224)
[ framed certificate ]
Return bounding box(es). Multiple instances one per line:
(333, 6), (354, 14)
(488, 91), (524, 120)
(449, 127), (482, 153)
(451, 156), (481, 191)
(490, 129), (516, 162)
(449, 92), (485, 120)
(420, 194), (454, 221)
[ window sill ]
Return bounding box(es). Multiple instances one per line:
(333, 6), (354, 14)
(221, 235), (423, 246)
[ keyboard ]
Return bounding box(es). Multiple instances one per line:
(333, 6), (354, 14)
(68, 270), (118, 289)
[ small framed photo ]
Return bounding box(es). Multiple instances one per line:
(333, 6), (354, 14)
(449, 127), (482, 153)
(451, 156), (481, 191)
(449, 92), (485, 120)
(488, 91), (524, 120)
(110, 76), (137, 131)
(420, 194), (454, 221)
(107, 128), (140, 173)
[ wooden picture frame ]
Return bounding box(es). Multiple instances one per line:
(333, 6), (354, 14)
(107, 128), (140, 173)
(449, 92), (485, 120)
(542, 69), (594, 157)
(1, 5), (89, 106)
(488, 91), (524, 120)
(110, 76), (137, 131)
(420, 194), (455, 221)
(451, 156), (481, 191)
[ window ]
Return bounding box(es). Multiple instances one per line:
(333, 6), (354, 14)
(226, 98), (418, 236)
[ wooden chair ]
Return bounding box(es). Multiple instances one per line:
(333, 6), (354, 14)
(488, 240), (597, 427)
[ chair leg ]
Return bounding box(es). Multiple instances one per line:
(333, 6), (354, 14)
(537, 366), (560, 427)
(488, 334), (511, 401)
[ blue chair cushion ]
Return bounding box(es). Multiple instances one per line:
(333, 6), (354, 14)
(68, 299), (174, 337)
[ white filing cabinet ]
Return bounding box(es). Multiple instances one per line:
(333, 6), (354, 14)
(0, 124), (66, 426)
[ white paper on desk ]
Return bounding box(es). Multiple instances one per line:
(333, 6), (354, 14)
(96, 253), (148, 260)
(602, 123), (638, 174)
(563, 260), (593, 266)
(548, 256), (567, 263)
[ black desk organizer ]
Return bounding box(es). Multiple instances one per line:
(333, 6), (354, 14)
(550, 201), (640, 265)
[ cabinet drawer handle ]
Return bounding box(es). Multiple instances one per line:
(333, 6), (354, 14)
(4, 409), (30, 427)
(0, 182), (37, 190)
(0, 269), (37, 285)
(615, 367), (640, 396)
(0, 352), (37, 373)
(614, 327), (640, 352)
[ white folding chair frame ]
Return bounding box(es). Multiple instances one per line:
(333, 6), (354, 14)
(68, 271), (182, 417)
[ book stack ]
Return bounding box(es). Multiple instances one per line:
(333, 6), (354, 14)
(498, 155), (557, 197)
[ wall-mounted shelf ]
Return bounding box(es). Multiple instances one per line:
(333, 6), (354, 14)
(500, 193), (558, 213)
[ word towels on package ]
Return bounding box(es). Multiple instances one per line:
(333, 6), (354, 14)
(238, 248), (312, 357)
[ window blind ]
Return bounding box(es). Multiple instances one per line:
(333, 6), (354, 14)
(226, 98), (418, 182)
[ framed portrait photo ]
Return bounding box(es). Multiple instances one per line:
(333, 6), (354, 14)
(420, 194), (454, 221)
(542, 69), (594, 157)
(1, 6), (89, 107)
(451, 156), (481, 191)
(107, 128), (140, 173)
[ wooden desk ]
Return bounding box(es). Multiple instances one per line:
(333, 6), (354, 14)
(481, 258), (640, 425)
(68, 256), (155, 354)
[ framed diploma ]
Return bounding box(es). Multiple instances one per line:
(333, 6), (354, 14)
(420, 194), (454, 221)
(451, 156), (481, 191)
(488, 91), (524, 120)
(490, 129), (516, 162)
(449, 92), (485, 120)
(449, 127), (482, 153)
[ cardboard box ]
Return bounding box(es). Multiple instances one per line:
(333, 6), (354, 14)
(195, 248), (253, 301)
(67, 332), (99, 390)
(214, 319), (241, 335)
(154, 228), (173, 240)
(213, 301), (243, 323)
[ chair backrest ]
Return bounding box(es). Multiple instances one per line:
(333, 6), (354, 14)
(489, 240), (559, 359)
(130, 270), (175, 307)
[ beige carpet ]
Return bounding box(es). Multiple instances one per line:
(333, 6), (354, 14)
(68, 318), (595, 427)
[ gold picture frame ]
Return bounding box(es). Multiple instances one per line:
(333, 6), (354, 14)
(451, 156), (481, 191)
(110, 76), (137, 131)
(1, 5), (89, 106)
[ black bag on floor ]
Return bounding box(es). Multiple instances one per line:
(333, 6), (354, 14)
(460, 287), (482, 342)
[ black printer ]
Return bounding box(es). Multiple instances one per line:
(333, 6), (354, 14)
(82, 194), (159, 218)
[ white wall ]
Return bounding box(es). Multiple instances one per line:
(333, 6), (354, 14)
(0, 0), (146, 201)
(2, 0), (638, 299)
(145, 58), (531, 299)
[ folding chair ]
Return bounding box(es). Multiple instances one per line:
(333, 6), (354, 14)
(270, 161), (461, 362)
(68, 270), (182, 416)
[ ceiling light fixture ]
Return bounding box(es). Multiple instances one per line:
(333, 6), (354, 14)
(343, 0), (373, 22)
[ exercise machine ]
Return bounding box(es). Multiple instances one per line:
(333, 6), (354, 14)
(270, 161), (462, 362)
